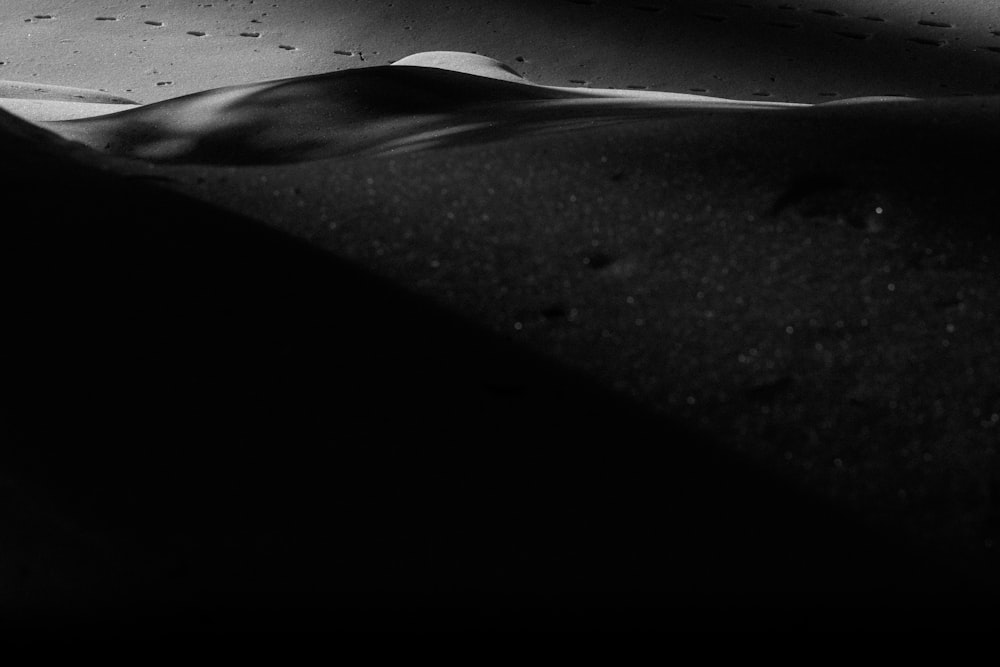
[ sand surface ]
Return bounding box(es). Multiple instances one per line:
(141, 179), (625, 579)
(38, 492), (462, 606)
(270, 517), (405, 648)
(2, 1), (1000, 633)
(2, 1), (1000, 103)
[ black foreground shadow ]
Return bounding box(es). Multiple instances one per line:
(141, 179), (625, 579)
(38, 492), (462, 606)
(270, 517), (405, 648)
(1, 110), (997, 633)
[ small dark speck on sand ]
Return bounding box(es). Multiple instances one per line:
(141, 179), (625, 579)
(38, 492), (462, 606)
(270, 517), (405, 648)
(540, 305), (568, 320)
(835, 31), (872, 40)
(584, 253), (615, 270)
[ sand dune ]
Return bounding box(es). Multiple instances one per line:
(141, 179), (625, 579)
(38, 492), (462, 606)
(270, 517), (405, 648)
(3, 1), (1000, 633)
(42, 52), (812, 164)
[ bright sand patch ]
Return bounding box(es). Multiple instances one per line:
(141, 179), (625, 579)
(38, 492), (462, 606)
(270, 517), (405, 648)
(2, 1), (999, 104)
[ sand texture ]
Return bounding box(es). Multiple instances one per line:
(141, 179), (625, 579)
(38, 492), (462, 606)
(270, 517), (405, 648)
(2, 1), (1000, 633)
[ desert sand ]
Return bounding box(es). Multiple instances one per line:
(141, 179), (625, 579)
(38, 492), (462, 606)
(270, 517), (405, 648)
(2, 0), (1000, 633)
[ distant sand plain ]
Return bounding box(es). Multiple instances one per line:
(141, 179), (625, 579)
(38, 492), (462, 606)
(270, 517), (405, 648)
(2, 0), (1000, 106)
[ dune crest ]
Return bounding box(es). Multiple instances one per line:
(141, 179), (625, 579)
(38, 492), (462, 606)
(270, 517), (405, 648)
(38, 51), (815, 165)
(392, 51), (529, 84)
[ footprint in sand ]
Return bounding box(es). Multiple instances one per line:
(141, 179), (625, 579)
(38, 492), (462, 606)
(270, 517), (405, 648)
(908, 37), (947, 47)
(835, 31), (873, 41)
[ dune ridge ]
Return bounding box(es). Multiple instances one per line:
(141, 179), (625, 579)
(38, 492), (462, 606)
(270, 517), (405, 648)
(41, 52), (812, 164)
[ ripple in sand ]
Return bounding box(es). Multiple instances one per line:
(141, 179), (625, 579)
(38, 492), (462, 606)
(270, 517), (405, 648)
(95, 17), (118, 21)
(187, 31), (206, 37)
(144, 21), (164, 27)
(240, 32), (261, 38)
(812, 9), (845, 17)
(279, 45), (297, 51)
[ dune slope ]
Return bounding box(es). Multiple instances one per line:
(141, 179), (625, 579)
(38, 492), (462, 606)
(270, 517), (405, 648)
(3, 50), (1000, 631)
(43, 52), (807, 164)
(3, 104), (978, 632)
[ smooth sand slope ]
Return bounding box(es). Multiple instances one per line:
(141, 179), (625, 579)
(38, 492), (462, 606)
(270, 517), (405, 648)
(0, 80), (138, 120)
(2, 0), (1000, 632)
(5, 95), (999, 632)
